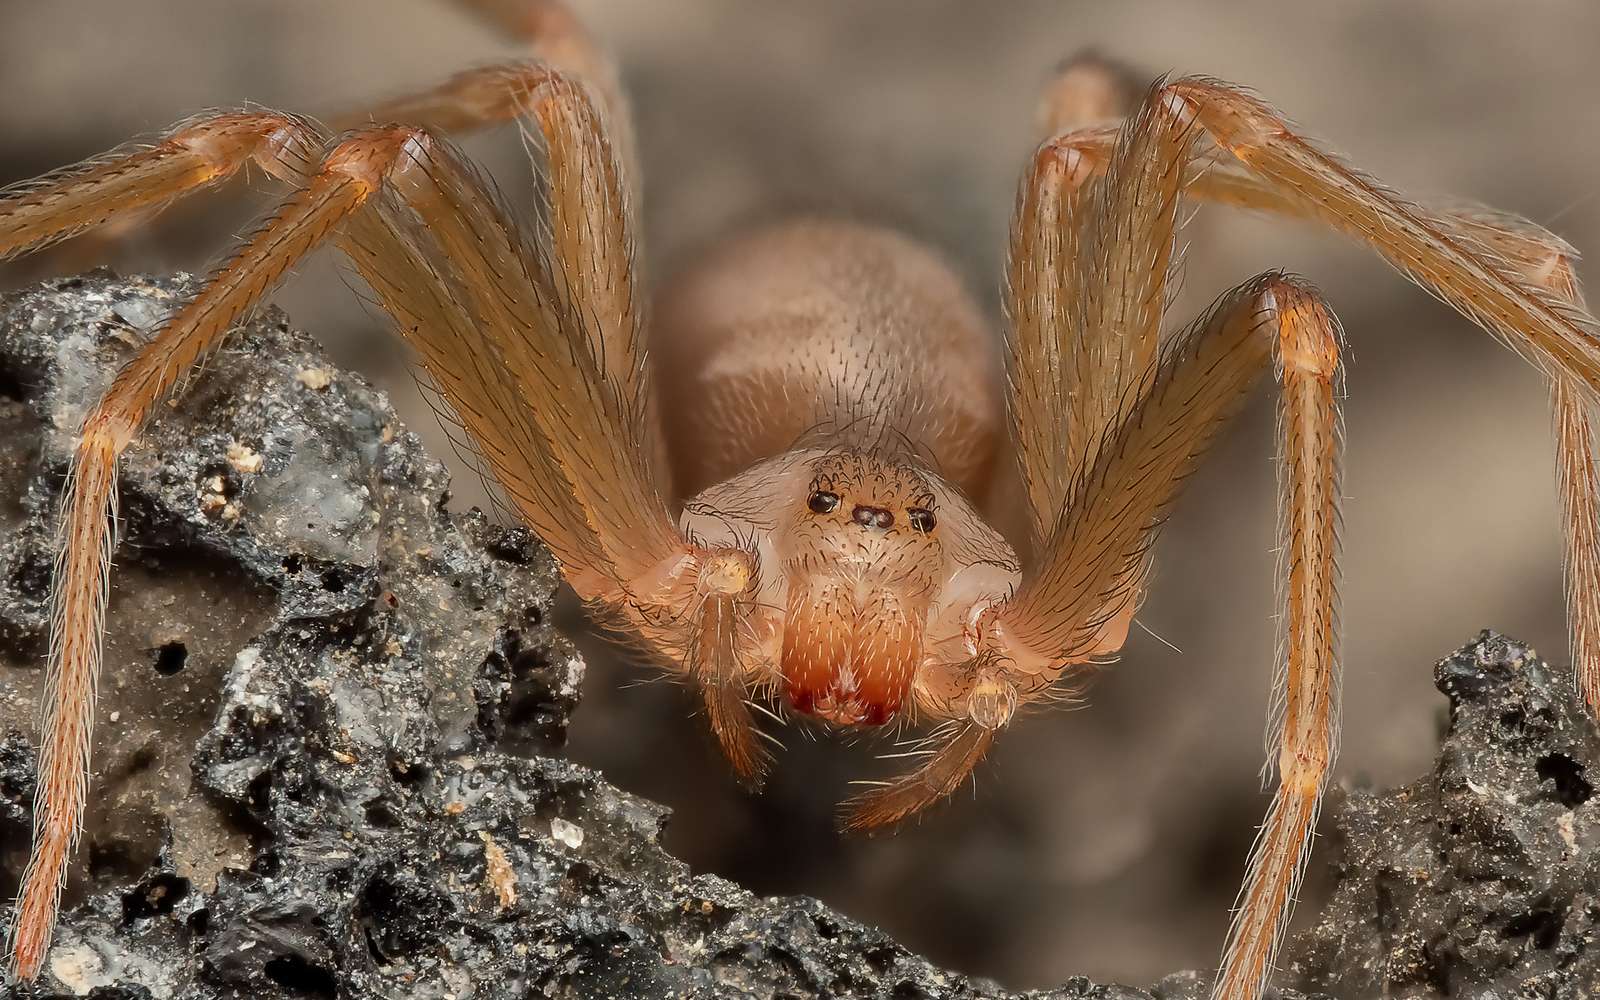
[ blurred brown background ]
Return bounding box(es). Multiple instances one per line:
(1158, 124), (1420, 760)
(3, 0), (1597, 990)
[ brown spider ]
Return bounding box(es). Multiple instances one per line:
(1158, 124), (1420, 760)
(3, 3), (1599, 997)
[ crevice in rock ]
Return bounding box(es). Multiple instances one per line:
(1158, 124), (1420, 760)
(1535, 751), (1593, 807)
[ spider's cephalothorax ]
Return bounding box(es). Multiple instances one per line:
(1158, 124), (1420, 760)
(681, 446), (1022, 727)
(5, 4), (1600, 998)
(653, 216), (1031, 732)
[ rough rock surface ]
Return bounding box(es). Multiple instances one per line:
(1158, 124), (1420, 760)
(0, 272), (1592, 999)
(1285, 631), (1600, 998)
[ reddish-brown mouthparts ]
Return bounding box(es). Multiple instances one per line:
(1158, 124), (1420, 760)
(781, 583), (921, 725)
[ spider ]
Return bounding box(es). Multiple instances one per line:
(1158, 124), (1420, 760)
(3, 3), (1599, 997)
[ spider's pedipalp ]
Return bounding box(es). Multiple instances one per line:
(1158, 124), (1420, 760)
(840, 722), (996, 833)
(689, 550), (771, 786)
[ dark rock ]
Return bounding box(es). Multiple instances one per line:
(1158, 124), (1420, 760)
(1286, 631), (1600, 998)
(0, 273), (1592, 999)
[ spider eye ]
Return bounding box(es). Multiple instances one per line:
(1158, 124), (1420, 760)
(808, 490), (841, 514)
(907, 507), (936, 533)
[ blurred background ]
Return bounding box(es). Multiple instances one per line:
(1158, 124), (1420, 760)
(2, 0), (1597, 989)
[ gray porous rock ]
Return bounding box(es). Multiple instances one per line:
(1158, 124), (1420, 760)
(1283, 631), (1600, 998)
(0, 271), (1589, 1000)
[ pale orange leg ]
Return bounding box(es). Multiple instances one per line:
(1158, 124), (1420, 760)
(990, 76), (1353, 1000)
(1, 12), (674, 978)
(1002, 57), (1133, 552)
(1041, 82), (1600, 387)
(998, 77), (1214, 663)
(4, 5), (617, 265)
(1023, 95), (1343, 997)
(335, 84), (749, 777)
(1004, 262), (1345, 1000)
(1051, 78), (1600, 725)
(1215, 285), (1343, 1000)
(4, 125), (427, 981)
(845, 72), (1199, 832)
(334, 1), (638, 195)
(1000, 74), (1208, 659)
(1446, 223), (1600, 716)
(0, 112), (322, 262)
(1188, 80), (1600, 391)
(1555, 378), (1600, 709)
(5, 81), (665, 972)
(1452, 235), (1600, 716)
(439, 0), (638, 182)
(1003, 123), (1100, 546)
(1010, 270), (1345, 1000)
(1009, 77), (1597, 999)
(335, 57), (664, 497)
(1034, 53), (1139, 137)
(0, 67), (567, 269)
(334, 61), (573, 135)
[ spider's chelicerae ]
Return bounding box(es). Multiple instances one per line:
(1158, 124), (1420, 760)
(4, 3), (1600, 997)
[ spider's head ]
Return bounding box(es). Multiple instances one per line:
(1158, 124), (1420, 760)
(775, 452), (943, 725)
(680, 449), (1020, 728)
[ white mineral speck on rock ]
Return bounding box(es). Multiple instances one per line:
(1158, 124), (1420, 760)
(49, 941), (108, 997)
(558, 654), (586, 698)
(108, 295), (167, 331)
(551, 816), (584, 849)
(295, 367), (333, 390)
(226, 441), (264, 474)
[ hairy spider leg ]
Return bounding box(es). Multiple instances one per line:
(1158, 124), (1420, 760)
(998, 69), (1598, 1000)
(0, 53), (735, 978)
(0, 2), (656, 975)
(1217, 281), (1343, 1000)
(997, 79), (1207, 673)
(0, 112), (323, 262)
(350, 0), (638, 187)
(1191, 148), (1600, 722)
(1042, 267), (1345, 1000)
(1049, 81), (1600, 736)
(4, 125), (424, 981)
(841, 71), (1203, 833)
(334, 55), (663, 497)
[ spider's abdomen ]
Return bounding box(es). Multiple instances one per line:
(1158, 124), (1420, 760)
(651, 217), (1003, 501)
